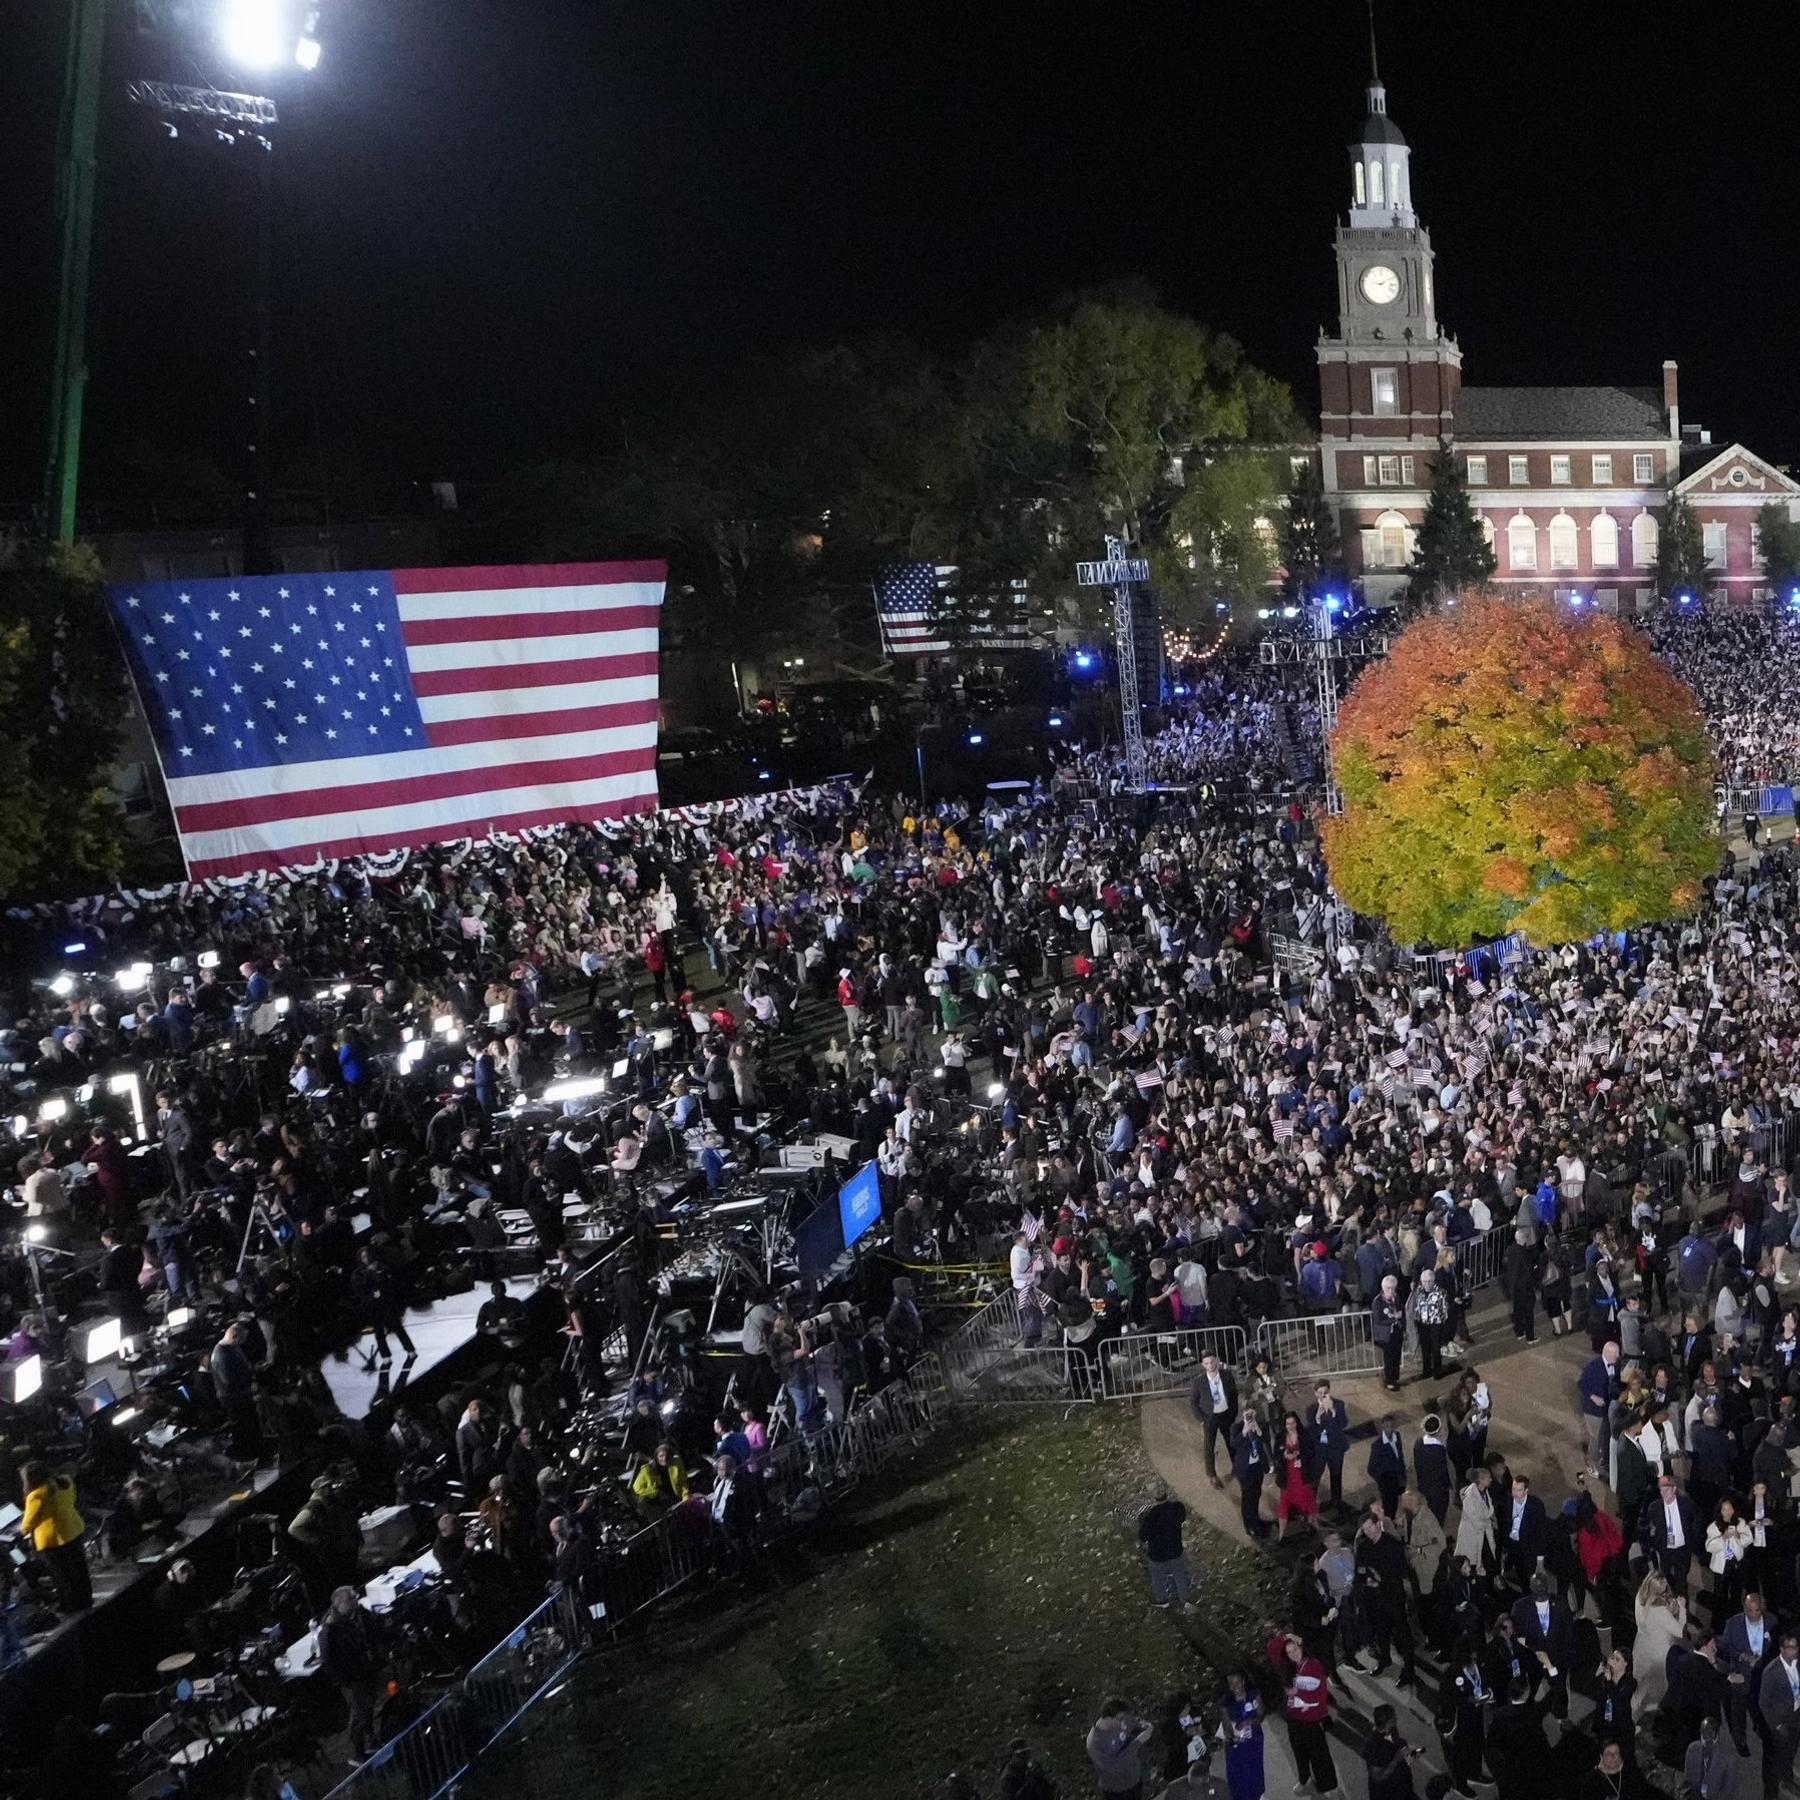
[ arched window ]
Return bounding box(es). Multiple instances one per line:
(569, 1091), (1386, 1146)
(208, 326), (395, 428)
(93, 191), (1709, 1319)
(1549, 513), (1578, 570)
(1480, 515), (1496, 551)
(1632, 511), (1660, 567)
(1590, 513), (1619, 569)
(1370, 159), (1384, 205)
(1354, 160), (1365, 206)
(1508, 515), (1537, 572)
(1374, 508), (1411, 569)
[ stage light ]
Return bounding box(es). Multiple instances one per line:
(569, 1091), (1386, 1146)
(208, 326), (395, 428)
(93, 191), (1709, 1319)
(76, 1084), (95, 1104)
(26, 1224), (46, 1243)
(13, 1356), (41, 1403)
(1074, 651), (1094, 670)
(61, 942), (86, 956)
(84, 1317), (123, 1362)
(1325, 595), (1343, 613)
(115, 966), (146, 992)
(37, 1099), (67, 1123)
(275, 996), (291, 1015)
(1047, 713), (1064, 727)
(1172, 684), (1188, 696)
(933, 1066), (945, 1079)
(1679, 591), (1694, 607)
(966, 731), (984, 747)
(10, 1117), (27, 1138)
(219, 0), (289, 70)
(197, 950), (221, 970)
(49, 976), (74, 997)
(332, 983), (351, 999)
(295, 32), (321, 69)
(758, 770), (773, 781)
(987, 1082), (1005, 1099)
(1257, 607), (1272, 619)
(1569, 594), (1585, 608)
(1282, 606), (1299, 619)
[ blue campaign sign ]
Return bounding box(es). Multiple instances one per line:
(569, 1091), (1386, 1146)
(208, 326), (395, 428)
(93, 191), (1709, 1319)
(838, 1160), (884, 1251)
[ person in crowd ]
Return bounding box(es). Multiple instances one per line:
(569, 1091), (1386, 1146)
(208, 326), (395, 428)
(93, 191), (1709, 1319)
(1274, 1633), (1338, 1797)
(20, 1461), (90, 1612)
(1136, 1482), (1196, 1611)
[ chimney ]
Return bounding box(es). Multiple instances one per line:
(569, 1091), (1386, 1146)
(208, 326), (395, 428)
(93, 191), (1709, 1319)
(1662, 359), (1680, 440)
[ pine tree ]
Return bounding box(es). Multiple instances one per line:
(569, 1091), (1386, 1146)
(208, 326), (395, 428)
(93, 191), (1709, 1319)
(1653, 495), (1712, 604)
(1756, 500), (1800, 602)
(1407, 449), (1496, 605)
(1276, 458), (1345, 602)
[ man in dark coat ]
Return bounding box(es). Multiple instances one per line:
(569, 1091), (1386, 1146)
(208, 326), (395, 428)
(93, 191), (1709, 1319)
(1508, 1573), (1577, 1718)
(1414, 1415), (1453, 1524)
(1189, 1353), (1239, 1489)
(1367, 1416), (1408, 1521)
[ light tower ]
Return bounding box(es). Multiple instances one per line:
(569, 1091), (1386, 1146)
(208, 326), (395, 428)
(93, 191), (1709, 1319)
(1076, 534), (1152, 791)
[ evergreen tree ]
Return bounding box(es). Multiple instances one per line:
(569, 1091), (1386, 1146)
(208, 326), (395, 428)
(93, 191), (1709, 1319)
(1653, 494), (1712, 604)
(1407, 449), (1496, 605)
(1756, 500), (1800, 602)
(1276, 458), (1345, 602)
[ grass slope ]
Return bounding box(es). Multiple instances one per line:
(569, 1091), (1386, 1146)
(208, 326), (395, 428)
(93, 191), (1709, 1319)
(475, 1408), (1285, 1800)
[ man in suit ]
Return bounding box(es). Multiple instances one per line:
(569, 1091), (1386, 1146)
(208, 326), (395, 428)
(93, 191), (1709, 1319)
(1309, 1379), (1351, 1511)
(1575, 1340), (1620, 1478)
(1642, 1470), (1701, 1597)
(1367, 1416), (1408, 1521)
(1500, 1474), (1550, 1591)
(1509, 1573), (1577, 1718)
(1724, 1591), (1780, 1756)
(1230, 1411), (1271, 1540)
(1613, 1413), (1654, 1544)
(1678, 1313), (1716, 1385)
(1667, 1633), (1731, 1753)
(1190, 1353), (1240, 1489)
(1758, 1633), (1800, 1800)
(1414, 1415), (1453, 1525)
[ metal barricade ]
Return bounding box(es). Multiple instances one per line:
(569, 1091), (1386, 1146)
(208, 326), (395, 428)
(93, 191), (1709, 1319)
(1098, 1325), (1250, 1401)
(460, 1587), (588, 1755)
(951, 1342), (1098, 1406)
(937, 1287), (1023, 1395)
(319, 1696), (472, 1800)
(1256, 1312), (1383, 1379)
(1459, 1223), (1515, 1293)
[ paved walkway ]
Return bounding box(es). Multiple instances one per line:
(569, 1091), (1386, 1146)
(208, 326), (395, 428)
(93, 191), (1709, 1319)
(1138, 1293), (1768, 1797)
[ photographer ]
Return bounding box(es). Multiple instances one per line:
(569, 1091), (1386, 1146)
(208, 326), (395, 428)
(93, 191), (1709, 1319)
(1362, 1704), (1422, 1800)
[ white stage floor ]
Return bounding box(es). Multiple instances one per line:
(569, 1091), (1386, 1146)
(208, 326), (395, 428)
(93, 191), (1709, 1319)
(316, 1275), (543, 1418)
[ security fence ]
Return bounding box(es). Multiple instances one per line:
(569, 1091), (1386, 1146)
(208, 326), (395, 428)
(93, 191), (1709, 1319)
(1254, 1312), (1384, 1379)
(1097, 1325), (1250, 1401)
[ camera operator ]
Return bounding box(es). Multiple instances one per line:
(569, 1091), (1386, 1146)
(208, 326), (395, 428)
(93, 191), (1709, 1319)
(318, 1585), (385, 1766)
(288, 1473), (361, 1603)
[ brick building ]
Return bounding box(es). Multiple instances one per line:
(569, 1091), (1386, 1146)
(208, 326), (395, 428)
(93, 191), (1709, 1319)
(1316, 64), (1800, 610)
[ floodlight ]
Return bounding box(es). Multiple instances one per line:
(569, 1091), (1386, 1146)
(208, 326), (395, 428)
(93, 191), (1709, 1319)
(26, 1224), (46, 1243)
(115, 967), (146, 993)
(295, 33), (321, 69)
(13, 1356), (42, 1403)
(75, 1084), (95, 1104)
(966, 731), (984, 747)
(987, 1082), (1005, 1099)
(1074, 651), (1094, 670)
(49, 975), (74, 997)
(332, 983), (351, 999)
(275, 996), (291, 1015)
(10, 1117), (27, 1138)
(37, 1099), (67, 1123)
(220, 0), (289, 70)
(1048, 713), (1065, 727)
(61, 942), (86, 956)
(198, 951), (221, 970)
(166, 1307), (193, 1331)
(84, 1317), (123, 1363)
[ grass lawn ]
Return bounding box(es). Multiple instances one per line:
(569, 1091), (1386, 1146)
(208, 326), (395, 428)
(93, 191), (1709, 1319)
(474, 1407), (1287, 1800)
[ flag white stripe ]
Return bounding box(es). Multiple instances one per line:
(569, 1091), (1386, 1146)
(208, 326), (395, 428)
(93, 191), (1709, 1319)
(403, 626), (660, 673)
(415, 672), (660, 724)
(180, 769), (662, 865)
(395, 582), (664, 623)
(165, 722), (660, 808)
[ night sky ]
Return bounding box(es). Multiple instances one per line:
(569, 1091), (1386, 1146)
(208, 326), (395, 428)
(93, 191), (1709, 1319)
(3, 0), (1798, 509)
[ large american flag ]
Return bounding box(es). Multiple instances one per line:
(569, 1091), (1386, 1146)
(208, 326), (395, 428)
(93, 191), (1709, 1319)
(873, 562), (950, 656)
(106, 561), (665, 878)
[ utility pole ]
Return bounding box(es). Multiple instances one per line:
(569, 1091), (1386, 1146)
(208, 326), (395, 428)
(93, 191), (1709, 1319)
(1077, 535), (1151, 791)
(44, 0), (108, 545)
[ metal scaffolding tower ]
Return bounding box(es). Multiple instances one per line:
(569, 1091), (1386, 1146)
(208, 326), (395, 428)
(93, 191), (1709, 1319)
(1077, 535), (1151, 790)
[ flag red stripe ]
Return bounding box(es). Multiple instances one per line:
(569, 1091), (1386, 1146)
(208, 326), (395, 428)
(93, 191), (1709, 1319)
(409, 650), (659, 697)
(400, 605), (663, 646)
(390, 561), (668, 594)
(184, 794), (654, 879)
(424, 697), (662, 746)
(175, 746), (656, 833)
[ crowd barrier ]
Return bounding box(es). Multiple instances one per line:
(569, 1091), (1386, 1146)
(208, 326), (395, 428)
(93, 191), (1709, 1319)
(1718, 783), (1796, 819)
(1097, 1325), (1250, 1401)
(1255, 1312), (1383, 1379)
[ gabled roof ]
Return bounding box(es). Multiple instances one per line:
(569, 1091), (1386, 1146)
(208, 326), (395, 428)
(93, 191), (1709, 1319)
(1673, 442), (1800, 497)
(1453, 386), (1667, 442)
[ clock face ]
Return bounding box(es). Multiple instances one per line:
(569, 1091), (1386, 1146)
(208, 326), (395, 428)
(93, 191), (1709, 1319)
(1360, 264), (1401, 305)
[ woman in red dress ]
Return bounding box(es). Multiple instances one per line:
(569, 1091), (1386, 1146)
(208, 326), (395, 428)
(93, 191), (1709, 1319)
(1275, 1410), (1320, 1540)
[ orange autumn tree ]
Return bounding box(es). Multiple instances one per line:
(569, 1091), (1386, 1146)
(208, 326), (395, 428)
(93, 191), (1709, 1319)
(1322, 594), (1717, 947)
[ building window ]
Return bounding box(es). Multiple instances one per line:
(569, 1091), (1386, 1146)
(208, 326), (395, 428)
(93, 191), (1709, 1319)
(1592, 454), (1612, 485)
(1371, 369), (1399, 416)
(1466, 455), (1488, 485)
(1550, 455), (1572, 485)
(1635, 586), (1654, 612)
(1596, 588), (1619, 614)
(1400, 455), (1415, 485)
(1703, 522), (1727, 569)
(1370, 159), (1384, 205)
(1591, 514), (1619, 569)
(1752, 523), (1765, 570)
(1508, 516), (1537, 571)
(1549, 514), (1578, 569)
(1354, 161), (1365, 206)
(1377, 454), (1399, 485)
(1634, 452), (1656, 483)
(1480, 515), (1496, 551)
(1363, 455), (1378, 486)
(1509, 455), (1529, 485)
(1631, 512), (1659, 566)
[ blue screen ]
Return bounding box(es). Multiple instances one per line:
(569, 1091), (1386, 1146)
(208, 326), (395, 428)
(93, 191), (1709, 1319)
(837, 1160), (883, 1251)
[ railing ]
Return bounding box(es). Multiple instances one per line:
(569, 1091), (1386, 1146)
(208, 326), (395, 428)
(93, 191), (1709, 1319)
(1718, 783), (1796, 819)
(1097, 1325), (1249, 1401)
(936, 1286), (1023, 1394)
(947, 1342), (1098, 1407)
(1256, 1312), (1383, 1379)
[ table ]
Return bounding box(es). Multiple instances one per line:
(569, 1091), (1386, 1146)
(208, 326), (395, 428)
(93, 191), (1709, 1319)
(275, 1546), (442, 1680)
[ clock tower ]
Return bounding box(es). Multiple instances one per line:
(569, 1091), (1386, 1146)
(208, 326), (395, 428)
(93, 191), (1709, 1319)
(1316, 53), (1460, 522)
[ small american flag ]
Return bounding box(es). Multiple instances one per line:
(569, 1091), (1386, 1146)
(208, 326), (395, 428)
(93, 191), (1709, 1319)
(108, 561), (665, 878)
(874, 562), (951, 656)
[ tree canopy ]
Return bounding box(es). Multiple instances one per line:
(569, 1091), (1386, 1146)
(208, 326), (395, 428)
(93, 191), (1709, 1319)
(1322, 594), (1716, 948)
(0, 545), (127, 900)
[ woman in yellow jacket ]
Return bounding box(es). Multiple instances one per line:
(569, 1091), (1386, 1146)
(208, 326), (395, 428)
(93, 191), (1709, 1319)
(630, 1442), (690, 1517)
(21, 1461), (91, 1611)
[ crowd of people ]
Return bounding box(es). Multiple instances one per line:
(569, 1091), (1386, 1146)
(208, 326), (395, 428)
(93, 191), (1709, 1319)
(8, 606), (1800, 1796)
